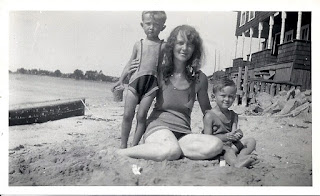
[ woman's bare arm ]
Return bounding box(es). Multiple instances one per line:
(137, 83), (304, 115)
(196, 71), (212, 114)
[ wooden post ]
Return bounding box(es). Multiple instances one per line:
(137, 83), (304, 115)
(285, 84), (290, 91)
(261, 82), (266, 92)
(255, 82), (261, 93)
(270, 83), (276, 96)
(242, 66), (249, 106)
(296, 11), (302, 40)
(267, 15), (274, 49)
(276, 84), (281, 95)
(235, 67), (242, 105)
(258, 22), (263, 51)
(266, 83), (271, 94)
(280, 11), (287, 44)
(249, 81), (255, 98)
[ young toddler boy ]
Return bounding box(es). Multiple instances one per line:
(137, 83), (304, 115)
(112, 11), (167, 148)
(203, 77), (258, 168)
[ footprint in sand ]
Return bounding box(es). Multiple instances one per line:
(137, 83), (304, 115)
(11, 144), (24, 151)
(67, 132), (85, 136)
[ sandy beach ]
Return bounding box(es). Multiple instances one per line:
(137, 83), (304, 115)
(8, 75), (312, 186)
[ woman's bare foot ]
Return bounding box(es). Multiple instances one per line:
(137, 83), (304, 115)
(234, 155), (258, 168)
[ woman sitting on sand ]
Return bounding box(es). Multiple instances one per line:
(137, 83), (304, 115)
(117, 25), (223, 161)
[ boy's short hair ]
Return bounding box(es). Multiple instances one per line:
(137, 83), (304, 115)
(142, 11), (167, 24)
(212, 77), (236, 93)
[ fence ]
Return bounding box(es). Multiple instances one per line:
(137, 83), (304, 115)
(233, 66), (301, 106)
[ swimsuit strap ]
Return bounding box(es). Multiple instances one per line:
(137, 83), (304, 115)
(156, 39), (164, 68)
(137, 39), (144, 72)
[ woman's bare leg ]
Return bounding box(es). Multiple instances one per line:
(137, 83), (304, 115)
(178, 134), (223, 160)
(117, 129), (182, 161)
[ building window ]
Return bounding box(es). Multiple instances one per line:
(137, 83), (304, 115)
(240, 11), (246, 26)
(301, 24), (310, 41)
(284, 30), (294, 43)
(248, 11), (255, 21)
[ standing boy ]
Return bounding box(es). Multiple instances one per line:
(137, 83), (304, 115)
(112, 11), (166, 148)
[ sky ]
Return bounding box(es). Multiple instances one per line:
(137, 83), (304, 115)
(9, 11), (238, 77)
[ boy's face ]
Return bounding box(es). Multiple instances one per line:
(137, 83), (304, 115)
(141, 13), (166, 39)
(214, 85), (236, 110)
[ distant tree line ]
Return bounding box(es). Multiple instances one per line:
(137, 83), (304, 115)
(11, 68), (119, 82)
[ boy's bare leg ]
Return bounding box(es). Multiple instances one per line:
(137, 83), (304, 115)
(234, 137), (258, 168)
(225, 142), (257, 168)
(223, 146), (238, 167)
(237, 137), (256, 157)
(120, 90), (139, 149)
(132, 92), (156, 146)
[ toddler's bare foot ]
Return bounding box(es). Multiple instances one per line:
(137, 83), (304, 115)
(234, 155), (258, 168)
(120, 143), (127, 149)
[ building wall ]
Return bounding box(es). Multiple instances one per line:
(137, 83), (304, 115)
(277, 40), (311, 66)
(250, 49), (277, 68)
(235, 11), (276, 36)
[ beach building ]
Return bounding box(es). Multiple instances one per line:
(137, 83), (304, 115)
(225, 11), (311, 104)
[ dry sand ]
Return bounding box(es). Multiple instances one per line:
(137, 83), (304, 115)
(8, 87), (312, 186)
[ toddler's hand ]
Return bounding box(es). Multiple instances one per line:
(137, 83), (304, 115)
(226, 132), (238, 142)
(234, 129), (243, 140)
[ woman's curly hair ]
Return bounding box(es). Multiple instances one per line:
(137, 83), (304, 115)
(162, 25), (204, 83)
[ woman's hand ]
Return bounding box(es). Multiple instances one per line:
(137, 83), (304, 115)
(112, 82), (125, 92)
(128, 59), (139, 75)
(111, 81), (125, 92)
(111, 59), (139, 92)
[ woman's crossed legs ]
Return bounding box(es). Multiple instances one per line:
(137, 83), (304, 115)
(117, 128), (223, 161)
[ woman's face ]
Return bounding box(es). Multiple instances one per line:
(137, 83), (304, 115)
(173, 32), (195, 63)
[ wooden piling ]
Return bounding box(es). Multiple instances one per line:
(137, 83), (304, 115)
(249, 81), (255, 98)
(276, 84), (281, 95)
(242, 66), (248, 106)
(266, 83), (271, 94)
(261, 82), (266, 93)
(235, 67), (242, 105)
(270, 83), (276, 97)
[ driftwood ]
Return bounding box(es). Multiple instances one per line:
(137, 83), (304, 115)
(274, 102), (310, 118)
